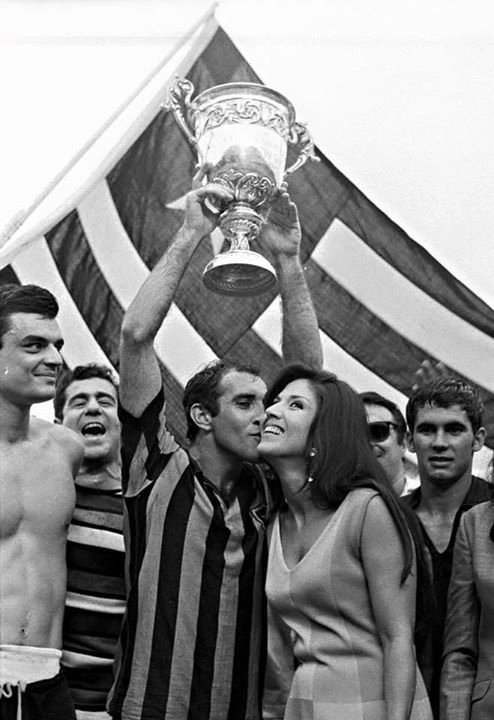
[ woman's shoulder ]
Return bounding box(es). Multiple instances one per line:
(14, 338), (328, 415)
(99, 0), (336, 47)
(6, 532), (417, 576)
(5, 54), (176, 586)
(346, 486), (381, 506)
(342, 487), (385, 522)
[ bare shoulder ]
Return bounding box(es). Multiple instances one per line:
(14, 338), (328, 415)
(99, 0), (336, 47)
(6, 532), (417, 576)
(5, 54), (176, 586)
(347, 486), (382, 511)
(31, 417), (84, 466)
(357, 489), (397, 532)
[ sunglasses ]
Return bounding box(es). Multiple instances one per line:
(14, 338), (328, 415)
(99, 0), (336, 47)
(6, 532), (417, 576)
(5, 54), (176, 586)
(368, 421), (399, 443)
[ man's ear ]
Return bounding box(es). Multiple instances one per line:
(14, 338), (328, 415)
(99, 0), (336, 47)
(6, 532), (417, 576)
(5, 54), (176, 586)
(189, 403), (213, 434)
(406, 430), (416, 454)
(473, 426), (486, 453)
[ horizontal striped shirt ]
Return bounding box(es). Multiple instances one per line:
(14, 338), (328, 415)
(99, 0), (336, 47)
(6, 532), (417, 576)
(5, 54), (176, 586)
(108, 388), (274, 720)
(62, 485), (126, 711)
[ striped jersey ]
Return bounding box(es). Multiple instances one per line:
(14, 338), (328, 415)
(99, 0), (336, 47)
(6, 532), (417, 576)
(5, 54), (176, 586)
(62, 484), (126, 710)
(107, 388), (274, 720)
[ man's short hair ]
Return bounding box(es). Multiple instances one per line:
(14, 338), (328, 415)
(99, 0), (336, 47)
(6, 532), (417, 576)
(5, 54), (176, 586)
(0, 284), (59, 346)
(406, 376), (484, 434)
(360, 391), (407, 443)
(54, 363), (119, 420)
(182, 359), (261, 442)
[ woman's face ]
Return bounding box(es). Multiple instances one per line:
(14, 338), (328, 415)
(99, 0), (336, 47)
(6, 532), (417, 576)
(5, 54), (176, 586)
(259, 378), (319, 460)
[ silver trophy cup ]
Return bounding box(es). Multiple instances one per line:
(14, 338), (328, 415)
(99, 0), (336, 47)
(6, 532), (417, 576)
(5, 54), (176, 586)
(168, 79), (318, 296)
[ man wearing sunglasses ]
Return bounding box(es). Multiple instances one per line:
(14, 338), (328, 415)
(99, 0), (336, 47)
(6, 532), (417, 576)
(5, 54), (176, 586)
(360, 391), (419, 497)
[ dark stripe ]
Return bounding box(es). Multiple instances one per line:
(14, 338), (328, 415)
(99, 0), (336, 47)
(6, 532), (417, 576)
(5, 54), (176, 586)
(187, 493), (230, 719)
(0, 265), (20, 284)
(67, 566), (125, 597)
(64, 608), (124, 639)
(73, 489), (123, 511)
(141, 466), (196, 717)
(67, 543), (124, 577)
(47, 210), (123, 366)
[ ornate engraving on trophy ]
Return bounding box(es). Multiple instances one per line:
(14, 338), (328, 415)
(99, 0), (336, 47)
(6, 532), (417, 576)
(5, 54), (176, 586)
(168, 78), (318, 296)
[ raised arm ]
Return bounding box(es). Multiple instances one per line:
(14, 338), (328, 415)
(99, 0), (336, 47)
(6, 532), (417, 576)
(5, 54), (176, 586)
(261, 188), (323, 369)
(362, 495), (417, 720)
(119, 183), (233, 416)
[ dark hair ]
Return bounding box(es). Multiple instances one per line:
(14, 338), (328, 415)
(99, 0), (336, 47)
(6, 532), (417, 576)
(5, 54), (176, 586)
(0, 284), (59, 346)
(182, 359), (261, 441)
(406, 376), (483, 434)
(54, 363), (118, 420)
(360, 391), (407, 443)
(264, 364), (414, 581)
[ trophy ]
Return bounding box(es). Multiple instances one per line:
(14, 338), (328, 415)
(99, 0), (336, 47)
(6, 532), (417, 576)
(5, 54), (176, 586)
(167, 79), (318, 296)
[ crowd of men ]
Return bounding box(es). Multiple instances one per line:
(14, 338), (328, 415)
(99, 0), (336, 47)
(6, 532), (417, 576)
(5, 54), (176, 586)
(0, 181), (490, 720)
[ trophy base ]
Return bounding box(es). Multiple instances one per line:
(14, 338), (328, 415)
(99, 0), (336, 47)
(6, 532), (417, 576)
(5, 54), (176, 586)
(202, 250), (278, 297)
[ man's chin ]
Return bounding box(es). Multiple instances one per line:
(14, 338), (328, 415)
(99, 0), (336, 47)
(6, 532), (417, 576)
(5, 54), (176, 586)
(82, 440), (108, 457)
(428, 471), (462, 488)
(243, 449), (261, 464)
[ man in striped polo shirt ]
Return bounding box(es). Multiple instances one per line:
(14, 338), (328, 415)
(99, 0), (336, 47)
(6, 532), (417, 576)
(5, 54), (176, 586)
(107, 181), (322, 720)
(55, 364), (126, 719)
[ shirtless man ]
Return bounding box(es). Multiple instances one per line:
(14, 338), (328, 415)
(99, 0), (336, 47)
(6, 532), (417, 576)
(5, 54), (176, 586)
(0, 284), (83, 718)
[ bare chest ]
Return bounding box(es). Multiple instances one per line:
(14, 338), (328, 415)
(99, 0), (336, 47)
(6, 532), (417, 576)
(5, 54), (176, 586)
(417, 509), (457, 553)
(281, 512), (334, 568)
(0, 443), (75, 540)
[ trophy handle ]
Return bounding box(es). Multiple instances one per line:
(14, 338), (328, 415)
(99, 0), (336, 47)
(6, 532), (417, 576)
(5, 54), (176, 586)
(167, 78), (204, 166)
(284, 121), (320, 177)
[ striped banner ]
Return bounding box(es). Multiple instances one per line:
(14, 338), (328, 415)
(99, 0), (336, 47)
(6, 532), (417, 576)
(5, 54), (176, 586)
(1, 19), (493, 456)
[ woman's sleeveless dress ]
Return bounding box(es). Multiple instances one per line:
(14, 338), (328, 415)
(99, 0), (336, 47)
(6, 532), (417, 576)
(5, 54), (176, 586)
(266, 488), (432, 720)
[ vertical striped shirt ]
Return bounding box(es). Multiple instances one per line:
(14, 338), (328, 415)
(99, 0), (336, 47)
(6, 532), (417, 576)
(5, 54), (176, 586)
(107, 388), (274, 720)
(62, 485), (126, 710)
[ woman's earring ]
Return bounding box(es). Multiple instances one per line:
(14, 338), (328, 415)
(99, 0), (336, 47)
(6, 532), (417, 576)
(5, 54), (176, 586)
(307, 448), (317, 483)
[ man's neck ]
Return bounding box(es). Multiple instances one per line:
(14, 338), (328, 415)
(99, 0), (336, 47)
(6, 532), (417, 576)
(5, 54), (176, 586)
(418, 471), (473, 515)
(391, 474), (406, 496)
(76, 458), (121, 491)
(189, 442), (244, 500)
(0, 399), (32, 443)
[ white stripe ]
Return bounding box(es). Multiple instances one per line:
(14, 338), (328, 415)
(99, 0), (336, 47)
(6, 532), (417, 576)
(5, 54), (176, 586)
(313, 219), (494, 392)
(77, 182), (147, 308)
(68, 523), (124, 552)
(62, 650), (114, 668)
(252, 299), (410, 413)
(11, 237), (114, 370)
(78, 180), (217, 386)
(65, 591), (126, 615)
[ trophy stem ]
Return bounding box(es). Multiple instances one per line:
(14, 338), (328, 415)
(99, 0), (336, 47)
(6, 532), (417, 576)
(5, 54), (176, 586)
(203, 203), (277, 296)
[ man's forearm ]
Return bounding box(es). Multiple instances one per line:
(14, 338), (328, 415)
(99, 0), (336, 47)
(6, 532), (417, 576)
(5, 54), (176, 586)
(276, 255), (322, 369)
(122, 224), (204, 346)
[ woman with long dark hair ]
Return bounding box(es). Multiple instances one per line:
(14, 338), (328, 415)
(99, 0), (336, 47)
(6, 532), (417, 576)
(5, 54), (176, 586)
(259, 364), (432, 720)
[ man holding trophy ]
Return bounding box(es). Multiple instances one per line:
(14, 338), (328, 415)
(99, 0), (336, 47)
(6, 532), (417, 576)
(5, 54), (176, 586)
(107, 81), (321, 720)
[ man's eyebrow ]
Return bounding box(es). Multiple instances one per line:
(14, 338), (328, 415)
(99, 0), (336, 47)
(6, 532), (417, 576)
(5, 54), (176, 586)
(68, 391), (116, 403)
(416, 420), (468, 429)
(22, 334), (64, 349)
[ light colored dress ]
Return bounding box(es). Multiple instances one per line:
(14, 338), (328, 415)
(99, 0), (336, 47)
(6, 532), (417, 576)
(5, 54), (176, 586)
(265, 488), (432, 720)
